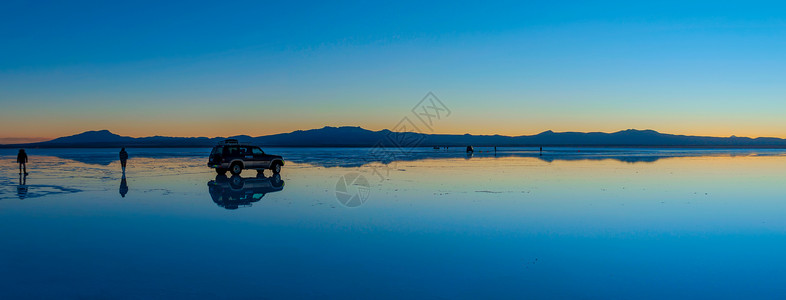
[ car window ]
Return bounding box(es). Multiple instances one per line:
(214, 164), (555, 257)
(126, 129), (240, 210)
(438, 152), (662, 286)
(252, 147), (264, 155)
(240, 147), (252, 155)
(211, 146), (223, 155)
(224, 146), (239, 156)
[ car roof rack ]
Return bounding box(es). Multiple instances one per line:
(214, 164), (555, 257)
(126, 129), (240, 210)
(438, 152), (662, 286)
(217, 139), (258, 146)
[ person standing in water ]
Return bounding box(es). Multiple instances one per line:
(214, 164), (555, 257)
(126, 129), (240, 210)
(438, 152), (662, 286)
(17, 149), (28, 175)
(119, 147), (129, 171)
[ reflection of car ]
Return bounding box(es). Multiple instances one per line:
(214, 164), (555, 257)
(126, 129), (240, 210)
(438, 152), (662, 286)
(207, 174), (285, 209)
(208, 139), (285, 175)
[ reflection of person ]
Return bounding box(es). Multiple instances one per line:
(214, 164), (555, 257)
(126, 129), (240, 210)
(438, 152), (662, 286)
(119, 173), (128, 198)
(17, 149), (28, 175)
(119, 148), (129, 170)
(17, 173), (28, 199)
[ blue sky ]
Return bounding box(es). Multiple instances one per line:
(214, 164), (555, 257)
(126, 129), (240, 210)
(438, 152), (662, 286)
(2, 0), (786, 140)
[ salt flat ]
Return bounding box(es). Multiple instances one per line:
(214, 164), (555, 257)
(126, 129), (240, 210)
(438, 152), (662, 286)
(1, 147), (786, 299)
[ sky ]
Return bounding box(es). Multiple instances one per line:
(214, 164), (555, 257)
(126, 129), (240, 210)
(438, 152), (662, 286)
(2, 0), (786, 142)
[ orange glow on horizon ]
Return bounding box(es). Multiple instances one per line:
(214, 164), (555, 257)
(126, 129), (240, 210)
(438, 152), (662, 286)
(3, 125), (786, 143)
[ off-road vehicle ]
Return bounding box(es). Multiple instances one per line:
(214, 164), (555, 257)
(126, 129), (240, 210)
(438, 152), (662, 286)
(207, 139), (284, 175)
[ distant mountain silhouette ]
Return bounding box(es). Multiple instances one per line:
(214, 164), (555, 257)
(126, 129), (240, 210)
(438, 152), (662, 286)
(4, 126), (786, 148)
(46, 130), (136, 144)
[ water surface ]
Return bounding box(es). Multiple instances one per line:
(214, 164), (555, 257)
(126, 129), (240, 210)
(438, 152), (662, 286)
(1, 148), (786, 299)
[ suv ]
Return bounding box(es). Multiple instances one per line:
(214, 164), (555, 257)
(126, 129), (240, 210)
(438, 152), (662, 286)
(207, 139), (284, 175)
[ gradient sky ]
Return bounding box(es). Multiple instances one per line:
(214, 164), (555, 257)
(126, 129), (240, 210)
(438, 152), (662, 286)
(2, 0), (786, 142)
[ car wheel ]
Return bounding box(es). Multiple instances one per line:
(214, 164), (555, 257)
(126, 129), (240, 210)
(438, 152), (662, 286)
(215, 174), (228, 182)
(229, 163), (243, 175)
(230, 175), (244, 189)
(271, 162), (282, 174)
(271, 173), (283, 187)
(216, 168), (227, 175)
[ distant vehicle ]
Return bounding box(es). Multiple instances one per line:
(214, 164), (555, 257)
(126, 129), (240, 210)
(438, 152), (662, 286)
(207, 139), (284, 175)
(207, 174), (284, 209)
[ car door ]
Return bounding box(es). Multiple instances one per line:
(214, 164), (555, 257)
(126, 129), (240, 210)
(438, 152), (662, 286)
(223, 146), (240, 165)
(252, 147), (270, 168)
(239, 146), (257, 168)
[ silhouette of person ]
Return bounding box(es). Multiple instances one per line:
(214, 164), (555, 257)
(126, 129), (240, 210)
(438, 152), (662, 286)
(17, 149), (28, 175)
(539, 146), (543, 156)
(119, 148), (129, 170)
(466, 145), (474, 153)
(119, 173), (128, 198)
(17, 173), (28, 199)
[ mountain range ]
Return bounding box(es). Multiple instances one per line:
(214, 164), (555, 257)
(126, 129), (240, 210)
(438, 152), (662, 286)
(3, 126), (786, 148)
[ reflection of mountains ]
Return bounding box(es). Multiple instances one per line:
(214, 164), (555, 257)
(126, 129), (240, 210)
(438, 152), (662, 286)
(207, 174), (285, 210)
(53, 153), (121, 165)
(282, 149), (703, 168)
(38, 148), (762, 168)
(535, 154), (662, 163)
(40, 151), (206, 166)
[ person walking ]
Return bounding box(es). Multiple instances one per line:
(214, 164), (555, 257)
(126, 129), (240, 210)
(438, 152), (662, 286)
(17, 149), (28, 175)
(119, 147), (129, 171)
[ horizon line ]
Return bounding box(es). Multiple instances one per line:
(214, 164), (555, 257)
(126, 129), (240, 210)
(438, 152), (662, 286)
(1, 126), (783, 145)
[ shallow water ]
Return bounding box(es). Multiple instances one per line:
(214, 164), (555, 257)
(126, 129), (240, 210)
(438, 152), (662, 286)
(1, 148), (786, 299)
